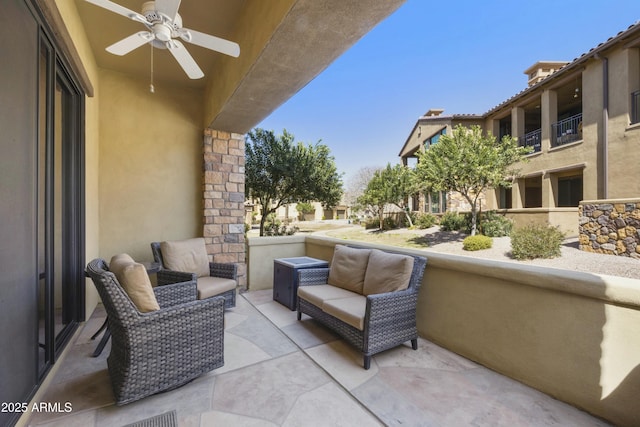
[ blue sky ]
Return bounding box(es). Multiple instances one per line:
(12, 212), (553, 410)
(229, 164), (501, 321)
(257, 0), (640, 184)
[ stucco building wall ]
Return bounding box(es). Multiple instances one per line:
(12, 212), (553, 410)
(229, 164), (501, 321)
(98, 69), (204, 261)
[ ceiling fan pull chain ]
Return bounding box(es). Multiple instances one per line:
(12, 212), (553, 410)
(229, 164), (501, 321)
(150, 43), (155, 93)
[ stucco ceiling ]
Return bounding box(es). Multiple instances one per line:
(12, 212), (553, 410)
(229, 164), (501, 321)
(73, 0), (406, 132)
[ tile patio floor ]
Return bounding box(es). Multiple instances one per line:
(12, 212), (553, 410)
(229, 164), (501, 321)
(26, 290), (610, 426)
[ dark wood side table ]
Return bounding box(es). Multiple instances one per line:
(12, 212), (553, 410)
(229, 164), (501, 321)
(90, 261), (161, 357)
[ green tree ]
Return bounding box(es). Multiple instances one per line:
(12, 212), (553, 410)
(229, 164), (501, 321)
(357, 170), (387, 230)
(296, 202), (315, 220)
(415, 125), (531, 235)
(357, 163), (415, 230)
(245, 128), (343, 236)
(383, 163), (416, 228)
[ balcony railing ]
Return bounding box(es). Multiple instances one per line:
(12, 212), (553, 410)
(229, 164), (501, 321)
(551, 113), (582, 147)
(520, 129), (541, 153)
(631, 90), (640, 125)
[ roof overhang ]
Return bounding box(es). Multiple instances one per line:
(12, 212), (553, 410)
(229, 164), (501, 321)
(64, 0), (406, 133)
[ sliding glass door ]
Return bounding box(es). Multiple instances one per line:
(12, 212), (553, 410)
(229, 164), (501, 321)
(37, 29), (85, 379)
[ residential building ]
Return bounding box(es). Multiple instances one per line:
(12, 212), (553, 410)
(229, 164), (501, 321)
(250, 200), (351, 223)
(0, 1), (405, 425)
(399, 109), (485, 215)
(400, 22), (640, 236)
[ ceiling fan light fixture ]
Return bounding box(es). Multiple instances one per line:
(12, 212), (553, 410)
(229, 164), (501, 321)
(154, 23), (172, 42)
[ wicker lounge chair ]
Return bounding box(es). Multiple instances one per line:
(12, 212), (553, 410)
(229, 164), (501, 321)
(85, 258), (225, 405)
(151, 240), (237, 309)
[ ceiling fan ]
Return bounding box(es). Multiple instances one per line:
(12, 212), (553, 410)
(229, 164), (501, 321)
(85, 0), (240, 80)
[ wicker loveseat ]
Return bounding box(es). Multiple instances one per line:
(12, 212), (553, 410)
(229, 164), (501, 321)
(86, 258), (225, 405)
(297, 245), (427, 369)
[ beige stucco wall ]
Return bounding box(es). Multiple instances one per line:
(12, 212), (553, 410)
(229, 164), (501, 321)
(98, 69), (204, 261)
(503, 42), (640, 208)
(245, 236), (306, 290)
(248, 235), (640, 426)
(418, 250), (640, 427)
(503, 208), (579, 237)
(604, 48), (640, 198)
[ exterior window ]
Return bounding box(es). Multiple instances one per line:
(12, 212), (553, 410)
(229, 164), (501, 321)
(558, 176), (583, 207)
(499, 115), (512, 140)
(631, 90), (640, 125)
(430, 192), (440, 214)
(424, 191), (447, 214)
(498, 186), (512, 209)
(423, 127), (446, 149)
(524, 176), (542, 208)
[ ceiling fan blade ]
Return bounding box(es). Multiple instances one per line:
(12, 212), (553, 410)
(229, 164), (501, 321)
(167, 40), (204, 79)
(106, 32), (154, 56)
(180, 28), (240, 58)
(85, 0), (147, 23)
(155, 0), (181, 21)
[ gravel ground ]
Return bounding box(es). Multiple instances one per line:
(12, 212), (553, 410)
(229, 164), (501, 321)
(417, 228), (640, 280)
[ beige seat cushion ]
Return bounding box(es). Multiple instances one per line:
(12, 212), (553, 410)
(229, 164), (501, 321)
(322, 296), (367, 331)
(197, 276), (237, 300)
(297, 284), (359, 308)
(160, 238), (210, 278)
(109, 254), (159, 313)
(327, 245), (371, 294)
(362, 249), (414, 296)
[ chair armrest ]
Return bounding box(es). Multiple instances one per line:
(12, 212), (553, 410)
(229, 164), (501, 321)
(366, 288), (419, 322)
(157, 269), (196, 286)
(154, 280), (197, 307)
(298, 268), (330, 286)
(210, 262), (237, 280)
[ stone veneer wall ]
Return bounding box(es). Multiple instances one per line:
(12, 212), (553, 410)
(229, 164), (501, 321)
(203, 129), (246, 287)
(578, 198), (640, 259)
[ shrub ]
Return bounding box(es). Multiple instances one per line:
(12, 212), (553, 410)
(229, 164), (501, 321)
(510, 223), (564, 260)
(364, 218), (378, 229)
(463, 235), (493, 251)
(263, 214), (299, 236)
(464, 210), (513, 237)
(363, 216), (398, 230)
(414, 212), (438, 229)
(383, 216), (398, 230)
(440, 211), (466, 231)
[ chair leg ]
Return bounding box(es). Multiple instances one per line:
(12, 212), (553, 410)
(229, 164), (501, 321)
(91, 318), (109, 340)
(411, 338), (418, 350)
(297, 310), (301, 321)
(363, 355), (371, 370)
(92, 326), (111, 357)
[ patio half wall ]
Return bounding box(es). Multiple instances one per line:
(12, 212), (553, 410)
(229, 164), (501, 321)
(247, 234), (640, 426)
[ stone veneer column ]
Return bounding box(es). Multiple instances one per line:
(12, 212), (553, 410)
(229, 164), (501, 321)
(203, 129), (246, 288)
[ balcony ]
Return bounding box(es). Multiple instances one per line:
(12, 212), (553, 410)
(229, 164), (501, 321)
(23, 235), (640, 426)
(551, 113), (583, 147)
(520, 128), (542, 153)
(631, 90), (640, 125)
